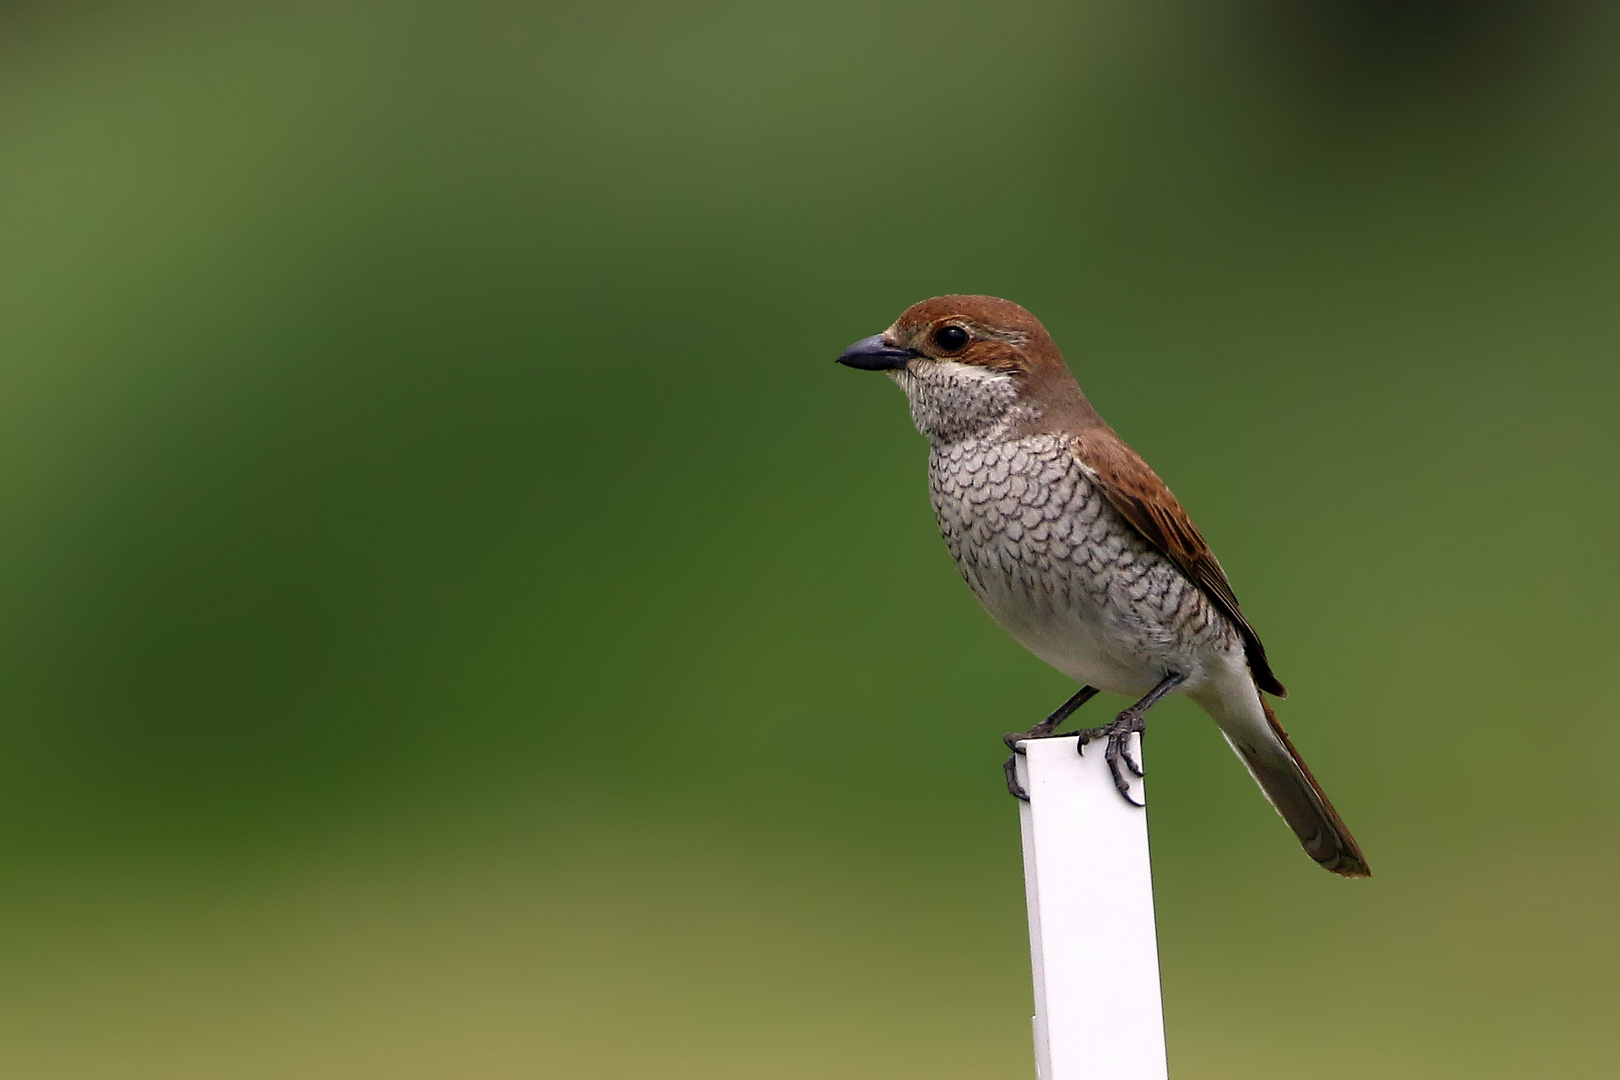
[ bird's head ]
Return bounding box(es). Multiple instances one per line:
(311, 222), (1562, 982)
(836, 295), (1081, 444)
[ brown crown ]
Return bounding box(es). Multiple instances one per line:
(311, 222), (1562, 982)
(888, 295), (1065, 375)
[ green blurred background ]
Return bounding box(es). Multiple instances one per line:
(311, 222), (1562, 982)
(1, 0), (1616, 1075)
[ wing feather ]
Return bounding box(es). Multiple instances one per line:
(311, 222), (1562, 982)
(1074, 432), (1287, 697)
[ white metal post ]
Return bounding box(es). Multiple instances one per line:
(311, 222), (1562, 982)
(1016, 735), (1169, 1080)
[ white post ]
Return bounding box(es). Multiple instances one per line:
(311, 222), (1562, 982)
(1016, 735), (1169, 1080)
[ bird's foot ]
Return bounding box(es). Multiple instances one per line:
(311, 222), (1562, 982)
(1074, 710), (1148, 807)
(1001, 685), (1101, 800)
(1002, 753), (1028, 801)
(1073, 671), (1185, 807)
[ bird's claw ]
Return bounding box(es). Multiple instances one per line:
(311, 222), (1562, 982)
(999, 685), (1102, 801)
(1076, 710), (1147, 808)
(1003, 753), (1030, 801)
(1000, 726), (1072, 801)
(1119, 737), (1144, 778)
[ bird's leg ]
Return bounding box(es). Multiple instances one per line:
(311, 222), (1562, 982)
(1075, 672), (1186, 806)
(1002, 685), (1100, 800)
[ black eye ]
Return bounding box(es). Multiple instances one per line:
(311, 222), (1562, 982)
(933, 325), (969, 352)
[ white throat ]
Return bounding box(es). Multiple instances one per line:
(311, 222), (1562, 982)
(892, 360), (1027, 444)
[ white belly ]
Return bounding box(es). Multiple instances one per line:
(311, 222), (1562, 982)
(972, 574), (1186, 697)
(929, 434), (1240, 699)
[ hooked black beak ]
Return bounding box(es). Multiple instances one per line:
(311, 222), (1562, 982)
(836, 334), (920, 371)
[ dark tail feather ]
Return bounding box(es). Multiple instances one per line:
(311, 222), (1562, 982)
(1228, 699), (1371, 878)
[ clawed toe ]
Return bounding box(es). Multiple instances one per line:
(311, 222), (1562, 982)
(1105, 734), (1146, 807)
(1074, 711), (1146, 807)
(1118, 734), (1144, 778)
(1003, 753), (1030, 801)
(1000, 685), (1102, 800)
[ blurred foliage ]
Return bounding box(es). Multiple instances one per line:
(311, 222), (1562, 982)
(0, 0), (1615, 1075)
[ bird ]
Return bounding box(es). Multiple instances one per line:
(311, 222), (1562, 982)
(836, 295), (1369, 877)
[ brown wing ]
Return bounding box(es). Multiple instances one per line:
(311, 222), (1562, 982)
(1073, 431), (1287, 698)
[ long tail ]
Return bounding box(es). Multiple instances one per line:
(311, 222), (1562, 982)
(1219, 696), (1370, 877)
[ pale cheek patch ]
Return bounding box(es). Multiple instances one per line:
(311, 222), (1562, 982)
(928, 360), (1015, 387)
